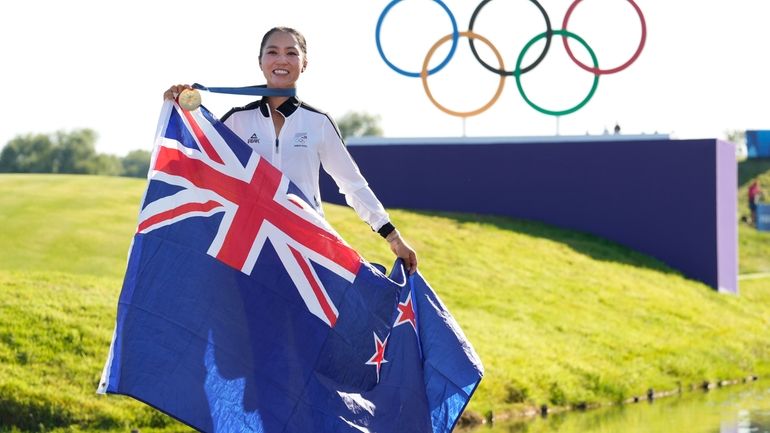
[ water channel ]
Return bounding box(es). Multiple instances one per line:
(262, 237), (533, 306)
(465, 380), (770, 433)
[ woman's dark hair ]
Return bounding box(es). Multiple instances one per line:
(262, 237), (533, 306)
(259, 27), (307, 60)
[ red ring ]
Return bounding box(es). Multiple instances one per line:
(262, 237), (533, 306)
(561, 0), (646, 75)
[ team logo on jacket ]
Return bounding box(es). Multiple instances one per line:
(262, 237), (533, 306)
(293, 133), (308, 147)
(248, 134), (260, 144)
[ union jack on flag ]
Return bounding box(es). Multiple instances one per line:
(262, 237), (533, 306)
(137, 101), (359, 327)
(98, 100), (482, 433)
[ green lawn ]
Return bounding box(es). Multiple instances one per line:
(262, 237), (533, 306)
(1, 174), (769, 432)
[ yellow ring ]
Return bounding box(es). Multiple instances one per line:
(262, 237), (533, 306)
(421, 31), (505, 118)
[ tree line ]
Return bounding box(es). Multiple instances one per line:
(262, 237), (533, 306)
(0, 129), (150, 178)
(0, 112), (382, 178)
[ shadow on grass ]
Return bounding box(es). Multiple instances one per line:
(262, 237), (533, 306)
(409, 209), (679, 277)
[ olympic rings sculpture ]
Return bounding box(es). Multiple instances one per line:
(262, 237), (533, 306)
(375, 0), (646, 117)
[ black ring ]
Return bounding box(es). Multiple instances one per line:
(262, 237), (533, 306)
(468, 0), (552, 76)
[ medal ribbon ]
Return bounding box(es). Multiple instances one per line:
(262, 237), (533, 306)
(192, 83), (296, 97)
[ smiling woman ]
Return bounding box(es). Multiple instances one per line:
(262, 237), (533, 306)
(162, 26), (418, 271)
(161, 27), (417, 273)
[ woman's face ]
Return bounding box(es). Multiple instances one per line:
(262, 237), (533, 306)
(259, 31), (306, 89)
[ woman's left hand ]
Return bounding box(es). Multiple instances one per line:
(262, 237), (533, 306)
(389, 234), (418, 275)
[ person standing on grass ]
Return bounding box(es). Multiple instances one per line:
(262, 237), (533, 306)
(749, 179), (763, 227)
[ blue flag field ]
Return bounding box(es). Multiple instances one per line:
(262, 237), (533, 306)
(98, 100), (483, 433)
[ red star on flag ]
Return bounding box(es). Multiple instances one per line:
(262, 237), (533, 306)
(365, 332), (389, 383)
(394, 292), (417, 332)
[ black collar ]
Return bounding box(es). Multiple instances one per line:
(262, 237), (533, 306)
(259, 96), (300, 118)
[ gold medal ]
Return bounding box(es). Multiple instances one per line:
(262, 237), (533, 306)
(178, 89), (201, 111)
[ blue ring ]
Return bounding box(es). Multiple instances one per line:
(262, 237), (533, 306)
(375, 0), (459, 78)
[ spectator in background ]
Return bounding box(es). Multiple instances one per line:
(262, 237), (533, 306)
(749, 179), (763, 227)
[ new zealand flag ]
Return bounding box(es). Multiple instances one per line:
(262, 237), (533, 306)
(98, 100), (483, 433)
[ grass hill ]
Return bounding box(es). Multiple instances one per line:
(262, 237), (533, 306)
(1, 173), (769, 432)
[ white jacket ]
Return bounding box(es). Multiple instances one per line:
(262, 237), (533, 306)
(222, 97), (390, 232)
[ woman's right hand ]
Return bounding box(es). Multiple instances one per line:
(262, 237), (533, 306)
(163, 84), (193, 101)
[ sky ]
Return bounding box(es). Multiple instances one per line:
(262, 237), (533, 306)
(1, 0), (769, 156)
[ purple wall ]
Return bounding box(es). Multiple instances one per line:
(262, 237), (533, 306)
(319, 137), (738, 293)
(716, 140), (739, 293)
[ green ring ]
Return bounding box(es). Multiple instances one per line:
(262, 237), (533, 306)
(515, 29), (599, 116)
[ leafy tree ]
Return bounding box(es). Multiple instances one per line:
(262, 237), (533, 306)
(726, 129), (748, 162)
(725, 129), (745, 145)
(52, 129), (98, 174)
(0, 133), (55, 173)
(87, 153), (124, 176)
(336, 111), (383, 139)
(0, 129), (154, 177)
(122, 149), (152, 178)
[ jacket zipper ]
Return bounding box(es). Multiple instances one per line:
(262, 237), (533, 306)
(273, 136), (281, 170)
(271, 108), (282, 168)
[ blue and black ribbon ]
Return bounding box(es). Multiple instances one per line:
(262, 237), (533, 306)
(192, 83), (296, 97)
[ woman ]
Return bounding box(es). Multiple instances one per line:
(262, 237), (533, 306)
(164, 27), (418, 273)
(748, 179), (762, 227)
